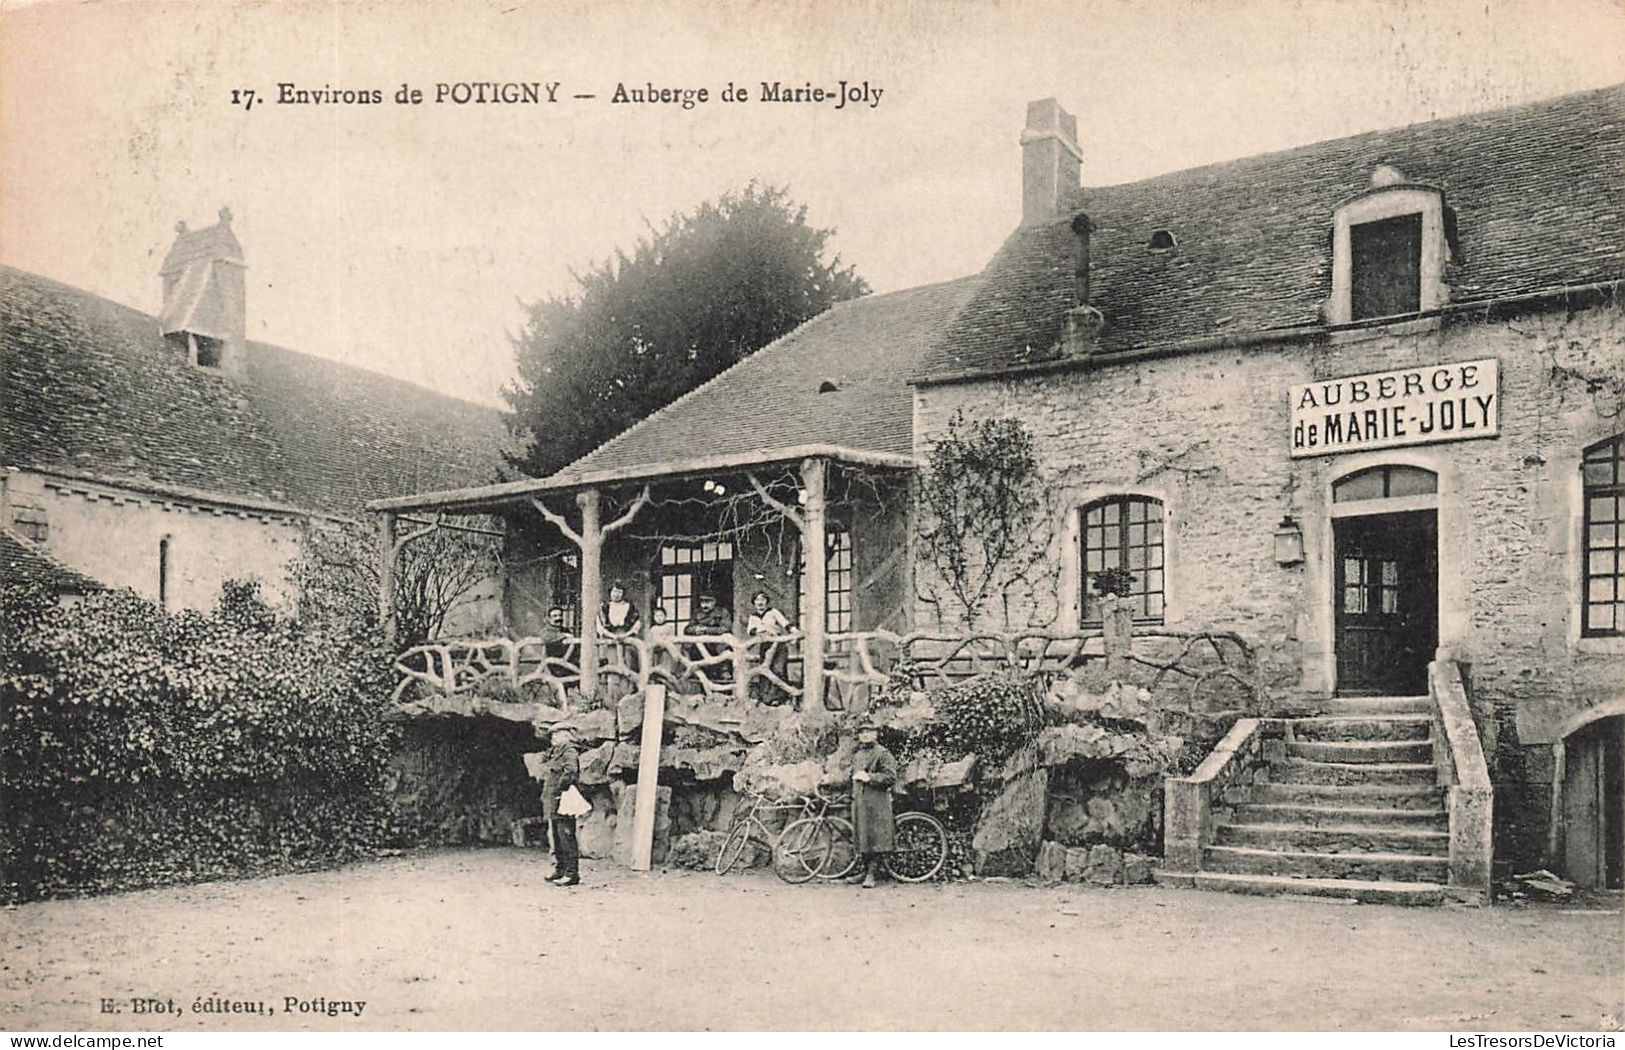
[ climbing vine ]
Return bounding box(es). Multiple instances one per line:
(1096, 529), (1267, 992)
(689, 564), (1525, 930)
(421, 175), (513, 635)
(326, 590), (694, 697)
(915, 412), (1054, 627)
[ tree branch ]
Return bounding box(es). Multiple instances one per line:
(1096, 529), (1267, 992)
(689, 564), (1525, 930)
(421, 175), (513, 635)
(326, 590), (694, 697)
(531, 498), (583, 547)
(746, 471), (805, 531)
(602, 485), (652, 536)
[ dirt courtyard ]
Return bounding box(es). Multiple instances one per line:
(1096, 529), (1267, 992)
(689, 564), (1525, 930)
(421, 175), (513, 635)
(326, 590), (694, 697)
(3, 848), (1621, 1032)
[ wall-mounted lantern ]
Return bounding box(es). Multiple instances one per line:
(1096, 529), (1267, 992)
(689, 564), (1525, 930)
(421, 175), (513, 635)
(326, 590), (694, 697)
(1274, 514), (1305, 566)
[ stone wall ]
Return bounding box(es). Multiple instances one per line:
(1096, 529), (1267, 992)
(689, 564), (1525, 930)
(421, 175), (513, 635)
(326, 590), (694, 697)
(916, 300), (1625, 871)
(3, 468), (304, 610)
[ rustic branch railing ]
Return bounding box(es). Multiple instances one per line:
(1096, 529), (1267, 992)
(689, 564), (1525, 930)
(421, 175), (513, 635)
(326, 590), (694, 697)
(393, 622), (1261, 713)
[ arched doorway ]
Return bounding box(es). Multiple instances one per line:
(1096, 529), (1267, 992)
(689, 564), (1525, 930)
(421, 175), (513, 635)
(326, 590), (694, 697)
(1330, 464), (1440, 694)
(1562, 714), (1624, 890)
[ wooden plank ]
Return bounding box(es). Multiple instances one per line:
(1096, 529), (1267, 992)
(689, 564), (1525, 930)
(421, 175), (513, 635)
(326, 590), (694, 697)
(630, 682), (668, 872)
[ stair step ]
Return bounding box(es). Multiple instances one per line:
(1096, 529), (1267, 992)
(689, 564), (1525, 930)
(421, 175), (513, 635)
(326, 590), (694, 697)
(1232, 803), (1447, 829)
(1216, 822), (1450, 854)
(1189, 871), (1447, 906)
(1288, 739), (1434, 764)
(1252, 782), (1443, 809)
(1203, 845), (1448, 882)
(1273, 758), (1437, 786)
(1318, 696), (1433, 716)
(1291, 715), (1433, 742)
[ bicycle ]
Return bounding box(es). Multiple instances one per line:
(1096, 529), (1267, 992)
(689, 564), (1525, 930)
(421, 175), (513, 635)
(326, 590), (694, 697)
(714, 791), (825, 877)
(775, 793), (950, 883)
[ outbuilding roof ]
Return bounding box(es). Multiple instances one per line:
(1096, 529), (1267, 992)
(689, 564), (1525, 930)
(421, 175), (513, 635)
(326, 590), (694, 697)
(1, 265), (512, 517)
(0, 525), (102, 594)
(919, 83), (1625, 382)
(553, 275), (982, 480)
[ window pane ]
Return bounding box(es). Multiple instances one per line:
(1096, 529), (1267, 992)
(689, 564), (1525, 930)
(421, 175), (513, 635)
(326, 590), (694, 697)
(1589, 525), (1618, 553)
(1333, 468), (1387, 503)
(1350, 212), (1422, 319)
(1590, 497), (1621, 525)
(1386, 467), (1438, 497)
(1590, 577), (1617, 604)
(1590, 550), (1619, 577)
(1381, 586), (1399, 615)
(1381, 560), (1399, 585)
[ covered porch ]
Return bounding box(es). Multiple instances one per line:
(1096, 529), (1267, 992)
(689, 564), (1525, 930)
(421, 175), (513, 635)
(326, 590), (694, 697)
(369, 445), (929, 715)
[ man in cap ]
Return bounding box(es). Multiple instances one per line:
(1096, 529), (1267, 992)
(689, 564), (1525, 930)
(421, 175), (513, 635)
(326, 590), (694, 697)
(850, 719), (898, 889)
(539, 724), (582, 887)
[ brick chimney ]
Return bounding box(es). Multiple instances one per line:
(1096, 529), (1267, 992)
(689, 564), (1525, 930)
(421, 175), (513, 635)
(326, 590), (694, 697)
(158, 207), (246, 374)
(1020, 98), (1081, 227)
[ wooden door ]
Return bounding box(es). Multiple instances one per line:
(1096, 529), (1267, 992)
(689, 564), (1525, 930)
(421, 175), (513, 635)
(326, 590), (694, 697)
(1564, 716), (1624, 890)
(1334, 510), (1438, 694)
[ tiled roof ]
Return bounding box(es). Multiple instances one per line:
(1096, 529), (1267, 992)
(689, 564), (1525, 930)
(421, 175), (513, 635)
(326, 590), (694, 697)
(159, 216), (244, 275)
(0, 525), (101, 593)
(1, 266), (512, 517)
(552, 276), (982, 480)
(920, 83), (1625, 381)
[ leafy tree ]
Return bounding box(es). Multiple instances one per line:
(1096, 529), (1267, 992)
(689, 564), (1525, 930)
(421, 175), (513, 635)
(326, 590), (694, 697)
(504, 182), (869, 476)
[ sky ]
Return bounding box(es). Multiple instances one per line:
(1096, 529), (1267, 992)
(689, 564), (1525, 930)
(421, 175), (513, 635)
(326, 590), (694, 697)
(3, 0), (1624, 408)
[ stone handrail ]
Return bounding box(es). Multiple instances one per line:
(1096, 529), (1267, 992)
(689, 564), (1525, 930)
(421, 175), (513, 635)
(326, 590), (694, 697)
(1162, 718), (1286, 873)
(1428, 659), (1493, 903)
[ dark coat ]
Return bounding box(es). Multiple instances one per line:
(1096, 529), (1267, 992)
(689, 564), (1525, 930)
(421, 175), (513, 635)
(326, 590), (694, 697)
(851, 742), (898, 854)
(539, 743), (580, 820)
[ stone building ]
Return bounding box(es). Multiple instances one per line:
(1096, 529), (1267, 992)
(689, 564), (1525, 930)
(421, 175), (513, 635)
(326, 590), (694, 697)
(914, 86), (1624, 890)
(1, 209), (511, 617)
(382, 85), (1623, 894)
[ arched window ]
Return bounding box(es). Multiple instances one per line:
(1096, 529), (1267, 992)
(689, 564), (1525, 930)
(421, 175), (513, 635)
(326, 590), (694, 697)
(1332, 464), (1437, 502)
(1583, 435), (1624, 636)
(1080, 496), (1164, 623)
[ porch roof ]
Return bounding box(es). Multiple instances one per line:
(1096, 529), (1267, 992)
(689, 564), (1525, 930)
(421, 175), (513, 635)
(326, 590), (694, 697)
(364, 443), (915, 515)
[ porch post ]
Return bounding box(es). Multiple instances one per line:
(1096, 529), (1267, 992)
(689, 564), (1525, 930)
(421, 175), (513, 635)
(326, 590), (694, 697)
(577, 488), (604, 702)
(379, 511), (397, 649)
(801, 457), (828, 709)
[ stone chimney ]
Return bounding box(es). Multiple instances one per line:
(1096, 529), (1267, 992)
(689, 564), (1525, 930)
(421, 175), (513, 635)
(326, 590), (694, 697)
(158, 207), (246, 374)
(1020, 98), (1082, 227)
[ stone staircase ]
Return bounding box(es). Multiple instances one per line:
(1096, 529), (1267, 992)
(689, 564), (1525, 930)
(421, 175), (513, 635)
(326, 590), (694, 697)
(1167, 695), (1458, 905)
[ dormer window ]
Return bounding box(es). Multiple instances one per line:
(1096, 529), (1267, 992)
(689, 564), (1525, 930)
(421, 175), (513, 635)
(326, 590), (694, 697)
(1148, 229), (1177, 253)
(1328, 173), (1455, 325)
(1350, 212), (1422, 318)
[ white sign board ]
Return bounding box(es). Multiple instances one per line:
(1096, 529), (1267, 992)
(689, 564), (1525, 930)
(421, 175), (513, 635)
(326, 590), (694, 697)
(1290, 358), (1499, 458)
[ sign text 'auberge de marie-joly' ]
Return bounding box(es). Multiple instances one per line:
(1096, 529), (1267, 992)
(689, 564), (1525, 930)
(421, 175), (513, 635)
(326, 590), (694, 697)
(1290, 359), (1500, 458)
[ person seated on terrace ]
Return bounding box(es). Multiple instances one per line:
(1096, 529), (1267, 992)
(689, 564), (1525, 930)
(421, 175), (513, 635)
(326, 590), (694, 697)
(687, 592), (734, 685)
(746, 590), (793, 705)
(540, 606), (576, 674)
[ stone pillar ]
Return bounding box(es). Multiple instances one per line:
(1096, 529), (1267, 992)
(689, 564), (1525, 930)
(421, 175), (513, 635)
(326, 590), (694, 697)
(577, 488), (603, 704)
(801, 457), (828, 710)
(378, 511), (397, 649)
(1101, 593), (1133, 680)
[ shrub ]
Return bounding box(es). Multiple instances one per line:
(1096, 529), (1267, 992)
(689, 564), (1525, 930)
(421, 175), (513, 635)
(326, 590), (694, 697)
(921, 671), (1046, 766)
(0, 581), (402, 902)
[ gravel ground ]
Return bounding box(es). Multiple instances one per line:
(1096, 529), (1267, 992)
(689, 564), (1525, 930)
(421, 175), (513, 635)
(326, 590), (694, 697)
(3, 847), (1621, 1032)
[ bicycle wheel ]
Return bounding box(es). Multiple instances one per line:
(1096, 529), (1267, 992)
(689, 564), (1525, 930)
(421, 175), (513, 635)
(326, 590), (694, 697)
(816, 816), (859, 880)
(715, 820), (757, 875)
(773, 817), (833, 884)
(885, 812), (948, 883)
